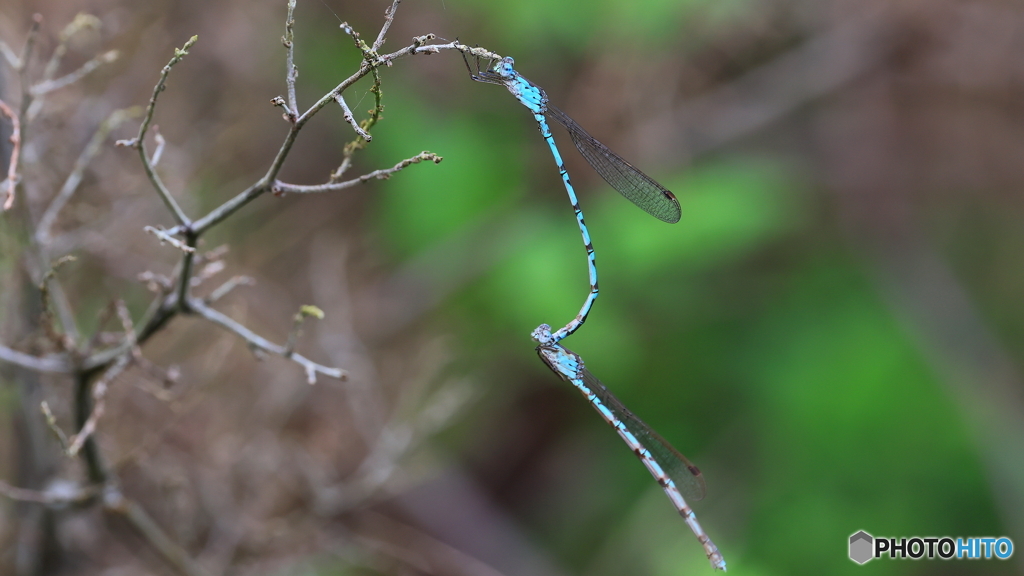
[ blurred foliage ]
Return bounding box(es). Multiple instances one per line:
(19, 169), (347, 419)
(338, 0), (1015, 574)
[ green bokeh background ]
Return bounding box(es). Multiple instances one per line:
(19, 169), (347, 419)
(283, 0), (1020, 574)
(3, 0), (1019, 574)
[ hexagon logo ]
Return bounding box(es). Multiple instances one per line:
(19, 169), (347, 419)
(850, 531), (874, 564)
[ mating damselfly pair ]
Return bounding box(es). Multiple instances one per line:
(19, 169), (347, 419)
(463, 52), (727, 570)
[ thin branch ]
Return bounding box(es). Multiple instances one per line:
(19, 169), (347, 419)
(80, 285), (179, 373)
(138, 270), (174, 294)
(0, 343), (70, 373)
(37, 107), (142, 241)
(188, 298), (345, 384)
(30, 49), (119, 97)
(275, 151), (442, 194)
(0, 40), (18, 68)
(339, 20), (377, 64)
(189, 259), (225, 287)
(104, 490), (212, 576)
(67, 354), (128, 457)
(176, 234), (198, 310)
(42, 14), (102, 79)
(145, 226), (196, 253)
(0, 98), (22, 210)
(40, 401), (71, 451)
(283, 0), (298, 115)
(335, 94), (371, 141)
(0, 480), (54, 504)
(372, 0), (402, 52)
(39, 254), (78, 350)
(190, 180), (267, 235)
(151, 127), (166, 166)
(67, 301), (138, 457)
(17, 14), (44, 120)
(190, 39), (492, 236)
(17, 15), (43, 71)
(115, 299), (143, 358)
(391, 39), (502, 62)
(117, 36), (198, 226)
(270, 95), (295, 121)
(133, 355), (180, 396)
(206, 275), (255, 303)
(0, 479), (100, 506)
(332, 70), (382, 180)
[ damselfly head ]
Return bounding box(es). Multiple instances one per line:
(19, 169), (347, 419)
(491, 56), (516, 78)
(530, 323), (554, 344)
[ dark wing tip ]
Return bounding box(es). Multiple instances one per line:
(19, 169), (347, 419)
(661, 190), (681, 223)
(687, 463), (708, 500)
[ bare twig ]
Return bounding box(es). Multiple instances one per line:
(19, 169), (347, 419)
(372, 0), (402, 52)
(0, 98), (22, 210)
(275, 151), (442, 194)
(190, 182), (264, 235)
(40, 14), (102, 81)
(0, 40), (18, 68)
(117, 36), (197, 226)
(85, 301), (120, 350)
(39, 401), (71, 451)
(134, 355), (180, 393)
(104, 490), (212, 576)
(38, 12), (101, 84)
(0, 344), (70, 373)
(0, 9), (503, 575)
(283, 0), (298, 115)
(65, 301), (139, 457)
(189, 259), (225, 287)
(39, 255), (78, 350)
(37, 107), (142, 241)
(176, 237), (198, 310)
(188, 298), (345, 384)
(151, 126), (166, 166)
(190, 38), (493, 235)
(0, 479), (99, 506)
(0, 480), (57, 504)
(115, 299), (143, 358)
(206, 275), (255, 303)
(138, 270), (174, 294)
(332, 70), (382, 180)
(30, 49), (119, 97)
(339, 21), (377, 63)
(335, 94), (371, 141)
(270, 95), (295, 121)
(398, 40), (501, 62)
(145, 226), (196, 253)
(17, 14), (44, 120)
(67, 354), (128, 457)
(17, 15), (43, 71)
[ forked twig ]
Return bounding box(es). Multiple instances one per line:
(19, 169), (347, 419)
(335, 94), (371, 141)
(188, 298), (345, 384)
(276, 151), (442, 194)
(116, 36), (198, 226)
(37, 107), (142, 241)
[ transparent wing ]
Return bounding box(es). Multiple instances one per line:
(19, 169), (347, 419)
(580, 366), (706, 501)
(546, 105), (681, 224)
